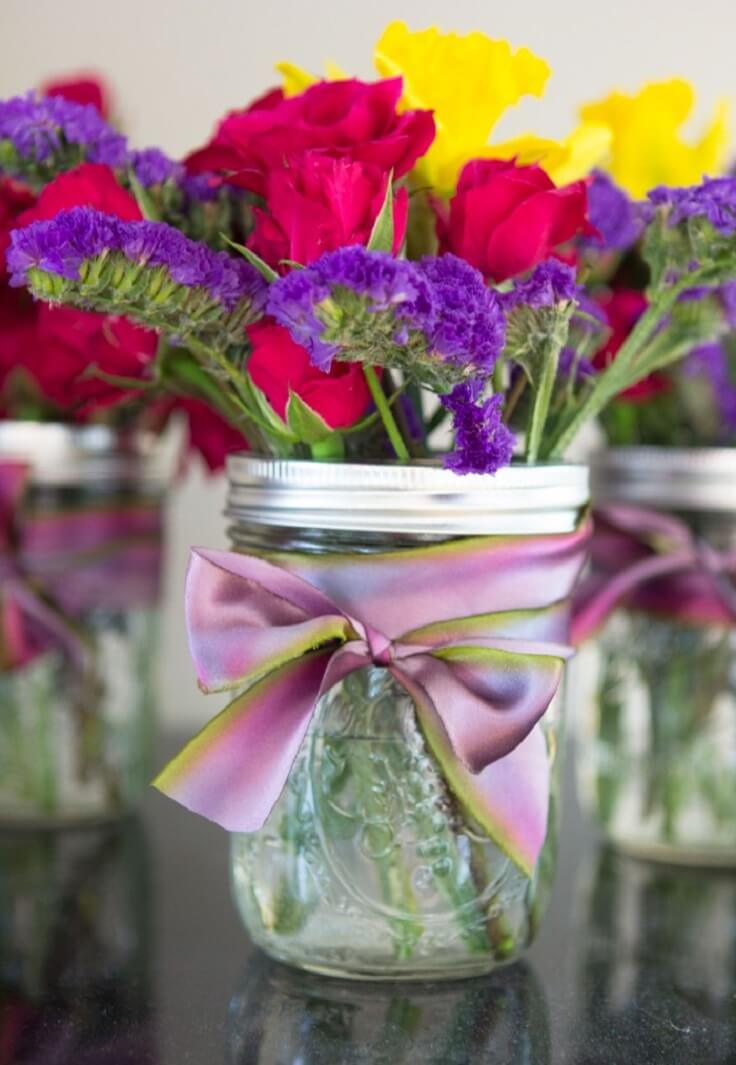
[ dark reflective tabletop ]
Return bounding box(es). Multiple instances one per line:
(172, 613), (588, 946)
(1, 737), (734, 1064)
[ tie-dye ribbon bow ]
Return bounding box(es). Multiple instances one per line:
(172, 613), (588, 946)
(155, 521), (590, 874)
(572, 505), (736, 645)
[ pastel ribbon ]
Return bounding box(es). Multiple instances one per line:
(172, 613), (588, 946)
(155, 520), (590, 875)
(0, 462), (162, 672)
(572, 504), (736, 645)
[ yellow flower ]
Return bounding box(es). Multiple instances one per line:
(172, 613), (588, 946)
(580, 79), (731, 198)
(374, 21), (551, 194)
(275, 61), (347, 98)
(491, 122), (612, 186)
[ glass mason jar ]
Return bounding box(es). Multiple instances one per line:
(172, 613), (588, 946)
(225, 457), (589, 980)
(574, 447), (736, 865)
(0, 422), (165, 825)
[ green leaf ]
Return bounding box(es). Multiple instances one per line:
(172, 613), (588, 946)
(128, 171), (160, 222)
(221, 236), (278, 282)
(366, 172), (395, 253)
(278, 259), (305, 271)
(286, 389), (333, 443)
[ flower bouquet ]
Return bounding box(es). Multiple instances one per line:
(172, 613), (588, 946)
(4, 22), (736, 975)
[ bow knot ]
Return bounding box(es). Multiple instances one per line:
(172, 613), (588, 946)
(156, 520), (590, 876)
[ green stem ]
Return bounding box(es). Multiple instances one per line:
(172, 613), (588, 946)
(526, 342), (560, 463)
(363, 366), (410, 461)
(544, 279), (692, 459)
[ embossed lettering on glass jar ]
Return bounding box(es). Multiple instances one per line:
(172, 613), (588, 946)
(226, 457), (589, 979)
(0, 422), (165, 824)
(573, 447), (736, 866)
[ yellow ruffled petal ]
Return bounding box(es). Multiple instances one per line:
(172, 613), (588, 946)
(276, 61), (348, 97)
(490, 122), (611, 185)
(374, 20), (551, 194)
(276, 62), (318, 97)
(580, 79), (731, 198)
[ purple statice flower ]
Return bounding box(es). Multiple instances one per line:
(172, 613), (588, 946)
(180, 173), (222, 203)
(0, 92), (128, 168)
(129, 147), (185, 187)
(648, 177), (736, 236)
(8, 207), (268, 313)
(684, 342), (736, 434)
(500, 260), (579, 311)
(441, 381), (515, 475)
(559, 346), (595, 384)
(417, 255), (506, 375)
(584, 170), (644, 251)
(7, 208), (118, 284)
(268, 247), (434, 371)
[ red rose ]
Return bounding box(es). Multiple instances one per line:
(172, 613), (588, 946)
(247, 320), (372, 429)
(41, 74), (111, 119)
(1, 178), (34, 280)
(438, 159), (595, 283)
(249, 152), (408, 269)
(186, 78), (434, 197)
(11, 165), (157, 412)
(175, 397), (248, 472)
(593, 289), (669, 402)
(17, 163), (143, 227)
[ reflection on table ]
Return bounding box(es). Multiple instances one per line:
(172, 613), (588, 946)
(571, 847), (736, 1064)
(0, 819), (155, 1064)
(227, 952), (549, 1065)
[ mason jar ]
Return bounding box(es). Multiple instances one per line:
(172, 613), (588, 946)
(0, 422), (165, 824)
(574, 447), (736, 865)
(224, 457), (589, 980)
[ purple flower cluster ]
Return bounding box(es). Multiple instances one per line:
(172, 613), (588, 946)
(441, 381), (515, 475)
(8, 206), (268, 312)
(267, 246), (431, 370)
(649, 177), (736, 236)
(417, 255), (505, 375)
(500, 260), (578, 311)
(684, 342), (736, 433)
(268, 246), (507, 376)
(0, 92), (128, 168)
(129, 147), (185, 188)
(585, 171), (643, 251)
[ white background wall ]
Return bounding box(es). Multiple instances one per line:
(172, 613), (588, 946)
(1, 0), (734, 728)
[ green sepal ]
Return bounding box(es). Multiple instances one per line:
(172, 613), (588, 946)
(240, 374), (296, 443)
(286, 388), (333, 443)
(366, 172), (395, 253)
(222, 236), (278, 282)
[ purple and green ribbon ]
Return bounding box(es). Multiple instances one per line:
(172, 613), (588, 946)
(0, 462), (162, 673)
(155, 520), (591, 875)
(573, 504), (736, 645)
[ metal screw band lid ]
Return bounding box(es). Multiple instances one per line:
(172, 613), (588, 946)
(0, 422), (167, 487)
(226, 455), (590, 535)
(593, 447), (736, 513)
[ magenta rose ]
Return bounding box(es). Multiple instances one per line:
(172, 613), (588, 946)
(438, 159), (595, 283)
(249, 152), (408, 269)
(186, 78), (434, 197)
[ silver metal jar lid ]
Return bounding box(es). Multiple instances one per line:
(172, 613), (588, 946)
(226, 455), (589, 535)
(593, 447), (736, 513)
(0, 421), (168, 488)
